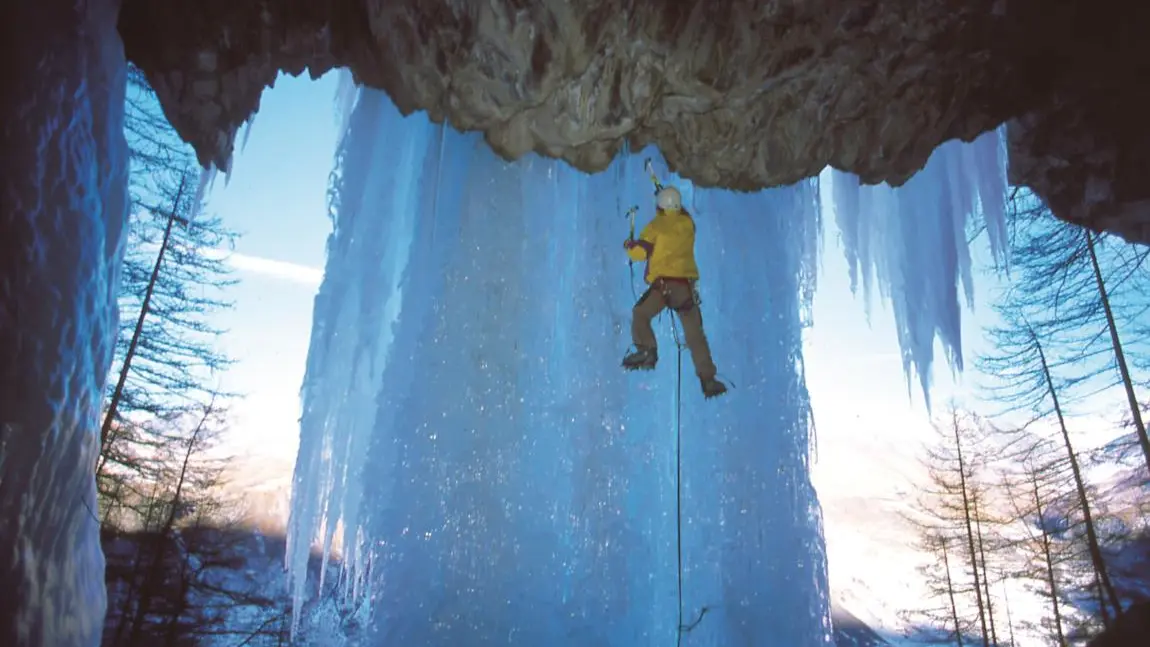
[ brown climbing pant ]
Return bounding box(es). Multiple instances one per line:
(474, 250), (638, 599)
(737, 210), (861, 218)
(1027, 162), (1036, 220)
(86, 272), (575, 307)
(632, 278), (718, 381)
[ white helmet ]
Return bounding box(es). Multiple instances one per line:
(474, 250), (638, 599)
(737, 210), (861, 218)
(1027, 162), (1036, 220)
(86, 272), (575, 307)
(656, 186), (682, 211)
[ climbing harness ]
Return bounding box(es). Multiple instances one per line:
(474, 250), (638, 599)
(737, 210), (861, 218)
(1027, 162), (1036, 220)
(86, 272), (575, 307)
(655, 278), (700, 314)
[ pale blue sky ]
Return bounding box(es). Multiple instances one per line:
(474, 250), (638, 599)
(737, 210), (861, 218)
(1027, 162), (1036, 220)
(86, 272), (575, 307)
(199, 71), (1007, 466)
(202, 73), (339, 462)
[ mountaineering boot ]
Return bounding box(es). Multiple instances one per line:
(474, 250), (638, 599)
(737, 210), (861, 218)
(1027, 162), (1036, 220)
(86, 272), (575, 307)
(701, 376), (728, 399)
(622, 346), (658, 371)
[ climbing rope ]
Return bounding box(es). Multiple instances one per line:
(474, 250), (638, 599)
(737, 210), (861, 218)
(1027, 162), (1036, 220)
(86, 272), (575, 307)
(670, 315), (685, 643)
(668, 312), (709, 646)
(671, 315), (687, 645)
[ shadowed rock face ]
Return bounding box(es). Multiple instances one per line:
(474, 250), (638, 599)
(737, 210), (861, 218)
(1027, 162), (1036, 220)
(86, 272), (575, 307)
(119, 0), (1150, 244)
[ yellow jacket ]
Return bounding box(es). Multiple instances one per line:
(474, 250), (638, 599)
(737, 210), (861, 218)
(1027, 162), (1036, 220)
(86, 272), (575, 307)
(625, 208), (700, 283)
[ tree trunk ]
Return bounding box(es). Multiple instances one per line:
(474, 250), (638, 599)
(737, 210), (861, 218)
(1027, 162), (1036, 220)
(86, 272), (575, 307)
(973, 495), (999, 644)
(1001, 579), (1016, 647)
(111, 481), (164, 646)
(952, 411), (991, 646)
(1031, 465), (1067, 646)
(1033, 331), (1122, 624)
(126, 403), (207, 647)
(161, 551), (192, 645)
(98, 177), (187, 467)
(1085, 231), (1150, 478)
(942, 536), (965, 646)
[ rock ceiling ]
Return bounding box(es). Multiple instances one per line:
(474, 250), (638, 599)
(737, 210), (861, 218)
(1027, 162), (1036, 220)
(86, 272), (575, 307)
(118, 0), (1150, 244)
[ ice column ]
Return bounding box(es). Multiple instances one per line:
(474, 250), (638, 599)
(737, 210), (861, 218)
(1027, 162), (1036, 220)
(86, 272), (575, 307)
(289, 87), (834, 646)
(829, 128), (1009, 403)
(0, 1), (129, 646)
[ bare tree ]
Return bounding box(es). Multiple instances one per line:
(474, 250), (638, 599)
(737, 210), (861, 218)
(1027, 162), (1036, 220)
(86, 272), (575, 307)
(1084, 231), (1150, 473)
(999, 435), (1072, 646)
(980, 308), (1122, 625)
(906, 527), (970, 645)
(102, 394), (297, 647)
(999, 193), (1150, 479)
(947, 410), (993, 645)
(904, 409), (1004, 645)
(99, 174), (188, 458)
(97, 63), (238, 531)
(970, 490), (1000, 645)
(104, 395), (227, 646)
(98, 65), (266, 647)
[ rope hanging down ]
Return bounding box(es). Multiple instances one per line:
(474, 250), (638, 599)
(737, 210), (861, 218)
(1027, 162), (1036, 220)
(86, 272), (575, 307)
(669, 315), (709, 646)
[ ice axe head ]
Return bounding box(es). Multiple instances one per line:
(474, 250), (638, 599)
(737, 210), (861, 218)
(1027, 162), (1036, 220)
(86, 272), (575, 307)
(644, 158), (663, 193)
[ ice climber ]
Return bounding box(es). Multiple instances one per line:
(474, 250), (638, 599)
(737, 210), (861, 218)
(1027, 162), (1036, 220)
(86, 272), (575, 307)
(622, 186), (728, 399)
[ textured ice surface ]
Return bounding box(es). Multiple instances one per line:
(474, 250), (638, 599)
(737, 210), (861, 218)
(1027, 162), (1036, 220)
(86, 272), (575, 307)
(829, 129), (1008, 405)
(288, 87), (834, 645)
(0, 1), (128, 646)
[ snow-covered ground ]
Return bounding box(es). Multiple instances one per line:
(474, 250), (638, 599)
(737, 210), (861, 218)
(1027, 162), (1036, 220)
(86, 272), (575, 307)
(808, 390), (935, 644)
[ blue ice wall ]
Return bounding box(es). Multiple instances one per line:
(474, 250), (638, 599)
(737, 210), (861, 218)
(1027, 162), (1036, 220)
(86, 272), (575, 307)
(288, 86), (834, 646)
(0, 1), (127, 646)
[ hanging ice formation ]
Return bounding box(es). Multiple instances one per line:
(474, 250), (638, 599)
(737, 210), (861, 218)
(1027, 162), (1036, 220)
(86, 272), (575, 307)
(830, 131), (1008, 403)
(287, 83), (1006, 645)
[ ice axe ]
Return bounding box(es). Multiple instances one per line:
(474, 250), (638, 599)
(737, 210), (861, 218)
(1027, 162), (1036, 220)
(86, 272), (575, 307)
(622, 204), (642, 299)
(623, 205), (639, 239)
(644, 158), (663, 194)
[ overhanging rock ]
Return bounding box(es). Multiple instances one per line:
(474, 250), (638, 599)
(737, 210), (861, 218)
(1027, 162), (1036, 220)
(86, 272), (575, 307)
(118, 0), (1150, 245)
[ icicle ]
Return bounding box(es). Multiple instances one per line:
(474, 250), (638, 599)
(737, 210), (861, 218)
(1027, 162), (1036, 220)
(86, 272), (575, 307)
(240, 114), (256, 152)
(221, 150), (234, 187)
(187, 164), (217, 223)
(832, 170), (863, 294)
(796, 174), (822, 324)
(333, 68), (359, 151)
(827, 126), (1010, 406)
(973, 126), (1010, 268)
(286, 85), (437, 636)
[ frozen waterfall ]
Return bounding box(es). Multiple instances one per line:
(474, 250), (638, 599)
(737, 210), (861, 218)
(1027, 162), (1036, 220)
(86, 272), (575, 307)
(287, 84), (1006, 645)
(830, 131), (1008, 403)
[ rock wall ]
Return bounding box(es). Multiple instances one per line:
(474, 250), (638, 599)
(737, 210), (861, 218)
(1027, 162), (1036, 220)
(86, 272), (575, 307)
(118, 0), (1150, 241)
